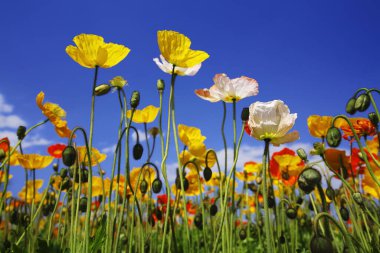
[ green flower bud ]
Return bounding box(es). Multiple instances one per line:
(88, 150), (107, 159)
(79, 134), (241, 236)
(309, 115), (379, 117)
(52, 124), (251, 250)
(352, 192), (363, 205)
(326, 127), (342, 148)
(53, 163), (59, 172)
(17, 126), (27, 140)
(62, 146), (77, 167)
(239, 228), (247, 240)
(354, 93), (370, 112)
(155, 208), (163, 220)
(210, 204), (218, 216)
(296, 148), (308, 161)
(130, 91), (140, 109)
(368, 112), (379, 127)
(310, 235), (333, 253)
(94, 84), (111, 96)
(241, 107), (249, 121)
(140, 179), (148, 194)
(157, 79), (165, 91)
(0, 149), (5, 161)
(279, 234), (286, 244)
(79, 197), (87, 212)
(203, 166), (212, 182)
(340, 206), (349, 221)
(194, 213), (203, 230)
(286, 208), (297, 220)
(298, 167), (322, 194)
(248, 183), (257, 192)
(133, 143), (143, 160)
(152, 178), (162, 193)
(110, 76), (127, 89)
(345, 97), (357, 115)
(325, 186), (335, 201)
(149, 127), (159, 137)
(311, 142), (325, 156)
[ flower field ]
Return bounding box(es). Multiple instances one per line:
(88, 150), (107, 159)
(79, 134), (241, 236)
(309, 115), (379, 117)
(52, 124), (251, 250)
(0, 30), (379, 253)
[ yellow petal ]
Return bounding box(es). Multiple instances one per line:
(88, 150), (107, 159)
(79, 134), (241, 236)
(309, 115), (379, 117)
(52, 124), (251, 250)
(102, 43), (131, 68)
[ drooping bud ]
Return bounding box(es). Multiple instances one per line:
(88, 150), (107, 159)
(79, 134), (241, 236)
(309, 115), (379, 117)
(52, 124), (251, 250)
(340, 206), (349, 221)
(298, 167), (322, 194)
(152, 178), (162, 193)
(326, 127), (342, 147)
(210, 204), (218, 216)
(148, 127), (159, 137)
(79, 197), (87, 212)
(352, 192), (363, 205)
(62, 146), (77, 167)
(0, 150), (5, 161)
(130, 91), (140, 109)
(133, 143), (144, 160)
(325, 186), (335, 201)
(354, 93), (371, 112)
(203, 166), (212, 182)
(296, 148), (308, 161)
(194, 213), (203, 230)
(17, 126), (27, 140)
(310, 235), (334, 253)
(239, 228), (247, 240)
(94, 84), (111, 96)
(286, 208), (297, 219)
(140, 180), (148, 194)
(53, 163), (59, 172)
(368, 112), (379, 127)
(157, 79), (165, 91)
(345, 97), (357, 115)
(241, 107), (249, 121)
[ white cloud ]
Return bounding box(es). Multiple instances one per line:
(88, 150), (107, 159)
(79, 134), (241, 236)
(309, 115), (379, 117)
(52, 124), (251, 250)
(215, 141), (315, 172)
(101, 144), (117, 154)
(0, 130), (51, 148)
(0, 94), (13, 113)
(132, 129), (149, 142)
(0, 115), (27, 128)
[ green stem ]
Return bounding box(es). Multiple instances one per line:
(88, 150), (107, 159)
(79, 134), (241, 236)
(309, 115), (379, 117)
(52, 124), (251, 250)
(88, 65), (99, 149)
(221, 102), (228, 180)
(262, 139), (273, 253)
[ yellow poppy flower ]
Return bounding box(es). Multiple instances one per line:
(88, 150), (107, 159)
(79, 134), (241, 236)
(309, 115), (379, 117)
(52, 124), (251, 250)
(110, 76), (127, 89)
(0, 191), (12, 199)
(76, 146), (107, 166)
(157, 30), (209, 68)
(273, 155), (303, 177)
(362, 168), (380, 199)
(66, 34), (130, 68)
(307, 115), (333, 138)
(18, 187), (43, 203)
(172, 172), (204, 196)
(235, 171), (256, 182)
(366, 136), (379, 155)
(36, 91), (73, 138)
(178, 124), (208, 156)
(82, 176), (111, 197)
(17, 154), (54, 170)
(0, 171), (12, 183)
(130, 166), (156, 190)
(126, 105), (159, 124)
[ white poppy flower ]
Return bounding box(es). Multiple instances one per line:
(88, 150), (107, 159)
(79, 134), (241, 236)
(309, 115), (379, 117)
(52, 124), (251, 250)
(247, 100), (299, 146)
(195, 73), (258, 103)
(153, 55), (201, 76)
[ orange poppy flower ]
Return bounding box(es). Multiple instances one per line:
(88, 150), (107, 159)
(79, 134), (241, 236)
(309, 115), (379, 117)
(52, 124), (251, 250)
(270, 148), (304, 186)
(324, 149), (351, 178)
(339, 118), (376, 140)
(48, 143), (66, 159)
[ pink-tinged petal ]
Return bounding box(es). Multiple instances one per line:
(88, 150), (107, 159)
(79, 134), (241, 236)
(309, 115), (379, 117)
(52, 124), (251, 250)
(194, 89), (220, 102)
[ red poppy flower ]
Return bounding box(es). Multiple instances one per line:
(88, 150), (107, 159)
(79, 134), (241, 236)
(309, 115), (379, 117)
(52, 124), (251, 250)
(157, 194), (168, 205)
(0, 137), (10, 153)
(48, 143), (66, 159)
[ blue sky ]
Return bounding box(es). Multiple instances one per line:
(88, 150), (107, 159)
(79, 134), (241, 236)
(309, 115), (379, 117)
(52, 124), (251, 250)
(1, 0), (379, 193)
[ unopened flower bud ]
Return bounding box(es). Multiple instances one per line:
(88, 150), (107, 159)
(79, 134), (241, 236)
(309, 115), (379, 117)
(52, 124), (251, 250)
(239, 228), (247, 240)
(53, 163), (59, 172)
(0, 150), (5, 161)
(62, 146), (77, 167)
(194, 213), (203, 230)
(94, 84), (111, 96)
(152, 178), (162, 193)
(17, 126), (27, 140)
(310, 235), (333, 253)
(340, 206), (349, 221)
(326, 127), (342, 148)
(149, 127), (159, 137)
(296, 148), (308, 161)
(130, 91), (140, 109)
(133, 143), (143, 160)
(312, 142), (325, 156)
(286, 208), (297, 219)
(79, 197), (87, 212)
(203, 166), (212, 182)
(140, 180), (148, 194)
(210, 204), (218, 216)
(157, 79), (165, 91)
(241, 107), (249, 121)
(325, 186), (335, 201)
(353, 192), (363, 205)
(298, 167), (321, 194)
(368, 112), (379, 127)
(355, 93), (371, 112)
(345, 97), (357, 115)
